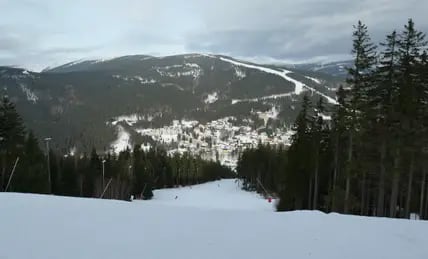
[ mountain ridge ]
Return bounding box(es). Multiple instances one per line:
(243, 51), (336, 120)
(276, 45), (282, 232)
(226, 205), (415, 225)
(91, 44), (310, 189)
(0, 54), (344, 157)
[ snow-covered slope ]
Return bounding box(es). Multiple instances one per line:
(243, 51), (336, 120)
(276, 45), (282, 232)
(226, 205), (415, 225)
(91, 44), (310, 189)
(1, 179), (428, 259)
(218, 56), (337, 104)
(147, 179), (274, 211)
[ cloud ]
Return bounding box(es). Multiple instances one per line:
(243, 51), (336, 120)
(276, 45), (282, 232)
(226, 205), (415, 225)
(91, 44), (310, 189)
(0, 0), (427, 71)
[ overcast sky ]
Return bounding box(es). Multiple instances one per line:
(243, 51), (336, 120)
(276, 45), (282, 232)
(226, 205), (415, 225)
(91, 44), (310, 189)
(1, 0), (427, 71)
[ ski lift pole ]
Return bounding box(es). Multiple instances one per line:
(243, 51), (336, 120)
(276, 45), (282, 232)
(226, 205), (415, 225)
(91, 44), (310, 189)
(140, 183), (147, 199)
(256, 177), (270, 197)
(5, 157), (20, 192)
(99, 178), (113, 198)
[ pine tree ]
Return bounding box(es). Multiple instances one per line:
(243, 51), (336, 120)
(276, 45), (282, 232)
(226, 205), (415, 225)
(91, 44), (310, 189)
(329, 85), (348, 211)
(279, 94), (313, 210)
(344, 21), (377, 214)
(396, 19), (427, 218)
(0, 96), (26, 191)
(372, 30), (400, 217)
(14, 131), (48, 193)
(310, 97), (326, 209)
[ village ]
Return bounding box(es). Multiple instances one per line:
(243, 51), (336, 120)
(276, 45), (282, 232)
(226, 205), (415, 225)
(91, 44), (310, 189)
(135, 116), (293, 171)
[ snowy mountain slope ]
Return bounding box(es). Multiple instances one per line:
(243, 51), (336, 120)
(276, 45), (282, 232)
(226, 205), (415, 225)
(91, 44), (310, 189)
(217, 56), (305, 95)
(0, 54), (341, 152)
(293, 60), (353, 78)
(1, 179), (427, 259)
(218, 56), (337, 104)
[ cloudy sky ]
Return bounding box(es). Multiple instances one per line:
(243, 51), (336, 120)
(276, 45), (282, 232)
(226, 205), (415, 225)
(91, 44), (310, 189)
(1, 0), (427, 71)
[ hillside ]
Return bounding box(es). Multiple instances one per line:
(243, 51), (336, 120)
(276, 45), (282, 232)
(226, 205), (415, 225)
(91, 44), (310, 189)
(0, 179), (427, 259)
(0, 54), (343, 156)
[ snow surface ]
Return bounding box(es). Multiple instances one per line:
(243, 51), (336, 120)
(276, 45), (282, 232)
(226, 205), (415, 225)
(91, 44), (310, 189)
(1, 179), (428, 259)
(257, 106), (279, 126)
(305, 76), (322, 84)
(111, 114), (141, 126)
(320, 113), (332, 121)
(204, 92), (218, 104)
(219, 57), (338, 105)
(234, 66), (246, 79)
(148, 179), (274, 211)
(232, 91), (294, 104)
(219, 56), (305, 95)
(19, 84), (38, 103)
(110, 125), (131, 153)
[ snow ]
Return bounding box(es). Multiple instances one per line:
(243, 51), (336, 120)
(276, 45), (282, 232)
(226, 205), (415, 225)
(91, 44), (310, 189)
(219, 57), (305, 95)
(149, 179), (274, 211)
(62, 59), (85, 68)
(19, 84), (38, 103)
(155, 63), (203, 79)
(134, 76), (156, 84)
(219, 57), (338, 104)
(110, 114), (141, 126)
(257, 106), (279, 125)
(234, 66), (246, 79)
(232, 91), (294, 104)
(305, 76), (322, 84)
(305, 86), (338, 105)
(110, 125), (131, 153)
(204, 92), (218, 104)
(1, 179), (428, 259)
(320, 113), (332, 121)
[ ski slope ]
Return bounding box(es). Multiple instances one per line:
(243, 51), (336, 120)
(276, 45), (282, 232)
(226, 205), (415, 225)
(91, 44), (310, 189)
(219, 57), (338, 104)
(1, 179), (427, 259)
(147, 179), (275, 211)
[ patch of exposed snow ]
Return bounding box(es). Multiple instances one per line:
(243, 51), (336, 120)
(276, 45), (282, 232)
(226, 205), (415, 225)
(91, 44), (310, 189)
(62, 59), (85, 68)
(305, 76), (322, 84)
(205, 92), (218, 104)
(257, 106), (279, 126)
(232, 92), (294, 104)
(19, 84), (38, 103)
(141, 143), (152, 152)
(320, 113), (332, 121)
(134, 76), (156, 84)
(111, 114), (141, 126)
(69, 147), (76, 156)
(22, 70), (30, 75)
(181, 119), (199, 128)
(91, 58), (113, 64)
(155, 63), (203, 79)
(234, 66), (246, 79)
(110, 125), (131, 153)
(305, 87), (337, 105)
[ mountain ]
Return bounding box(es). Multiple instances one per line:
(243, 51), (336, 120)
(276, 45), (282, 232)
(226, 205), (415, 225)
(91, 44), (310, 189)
(0, 54), (343, 155)
(291, 60), (353, 78)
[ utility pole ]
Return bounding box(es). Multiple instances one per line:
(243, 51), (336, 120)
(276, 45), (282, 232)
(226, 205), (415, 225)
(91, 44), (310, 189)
(128, 165), (132, 177)
(44, 137), (52, 194)
(102, 159), (106, 190)
(5, 157), (19, 192)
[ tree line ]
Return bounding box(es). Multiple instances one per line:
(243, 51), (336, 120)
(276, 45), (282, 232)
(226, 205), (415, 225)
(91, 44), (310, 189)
(0, 96), (233, 200)
(237, 19), (428, 219)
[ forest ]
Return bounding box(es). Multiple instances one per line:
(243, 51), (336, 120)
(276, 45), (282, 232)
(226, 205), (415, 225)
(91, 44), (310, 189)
(237, 19), (428, 219)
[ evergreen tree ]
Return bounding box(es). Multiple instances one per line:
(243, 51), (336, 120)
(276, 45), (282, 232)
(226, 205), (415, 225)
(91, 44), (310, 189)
(0, 96), (26, 191)
(278, 94), (313, 210)
(343, 21), (377, 214)
(396, 19), (427, 218)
